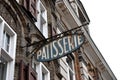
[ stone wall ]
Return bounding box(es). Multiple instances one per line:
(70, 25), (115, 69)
(0, 0), (61, 80)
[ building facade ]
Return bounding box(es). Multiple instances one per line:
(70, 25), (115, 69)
(0, 0), (117, 80)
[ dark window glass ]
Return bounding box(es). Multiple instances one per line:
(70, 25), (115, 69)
(0, 63), (7, 80)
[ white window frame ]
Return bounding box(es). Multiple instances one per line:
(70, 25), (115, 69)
(36, 62), (50, 80)
(0, 16), (17, 80)
(69, 0), (79, 16)
(66, 55), (75, 80)
(2, 26), (11, 52)
(16, 0), (19, 3)
(58, 57), (68, 79)
(35, 0), (48, 38)
(57, 27), (61, 34)
(80, 61), (94, 80)
(68, 68), (75, 80)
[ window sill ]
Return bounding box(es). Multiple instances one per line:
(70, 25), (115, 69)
(0, 48), (13, 63)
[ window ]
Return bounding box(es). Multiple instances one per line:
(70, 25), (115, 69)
(20, 60), (37, 80)
(36, 63), (50, 80)
(0, 63), (7, 80)
(80, 61), (88, 80)
(69, 0), (78, 16)
(67, 55), (75, 80)
(35, 1), (48, 38)
(31, 56), (37, 71)
(80, 61), (94, 80)
(28, 65), (37, 80)
(67, 58), (73, 70)
(56, 18), (66, 34)
(69, 70), (74, 80)
(2, 31), (10, 52)
(31, 57), (50, 80)
(40, 63), (50, 80)
(0, 16), (17, 80)
(22, 0), (37, 21)
(30, 0), (37, 18)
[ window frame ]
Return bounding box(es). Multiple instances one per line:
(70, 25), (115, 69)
(67, 55), (75, 80)
(35, 0), (48, 38)
(80, 61), (94, 80)
(36, 62), (50, 80)
(0, 16), (17, 80)
(0, 63), (7, 80)
(2, 30), (10, 52)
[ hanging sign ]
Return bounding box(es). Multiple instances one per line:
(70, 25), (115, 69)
(36, 34), (84, 62)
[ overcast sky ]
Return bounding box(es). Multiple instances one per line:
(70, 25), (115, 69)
(81, 0), (120, 79)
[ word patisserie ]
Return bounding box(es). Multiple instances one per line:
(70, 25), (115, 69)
(37, 34), (84, 62)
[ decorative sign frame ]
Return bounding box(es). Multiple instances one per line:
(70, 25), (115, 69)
(36, 33), (84, 62)
(23, 23), (88, 62)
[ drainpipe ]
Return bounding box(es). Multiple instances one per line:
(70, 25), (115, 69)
(74, 51), (82, 80)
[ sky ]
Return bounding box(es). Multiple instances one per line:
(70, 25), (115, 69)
(81, 0), (120, 79)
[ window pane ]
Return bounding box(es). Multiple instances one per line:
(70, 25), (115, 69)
(42, 72), (45, 80)
(0, 63), (7, 80)
(3, 31), (10, 52)
(41, 64), (50, 80)
(67, 57), (73, 69)
(69, 70), (73, 80)
(6, 33), (10, 52)
(2, 31), (5, 48)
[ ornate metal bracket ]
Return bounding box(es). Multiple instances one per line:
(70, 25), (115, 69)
(22, 22), (89, 57)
